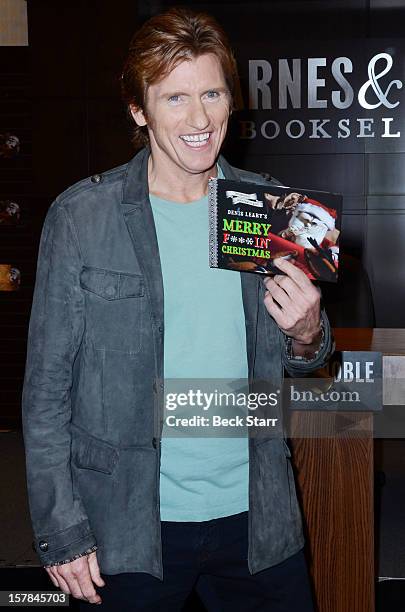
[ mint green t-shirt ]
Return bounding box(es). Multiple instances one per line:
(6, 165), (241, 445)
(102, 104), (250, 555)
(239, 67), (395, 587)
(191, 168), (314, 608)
(150, 168), (249, 522)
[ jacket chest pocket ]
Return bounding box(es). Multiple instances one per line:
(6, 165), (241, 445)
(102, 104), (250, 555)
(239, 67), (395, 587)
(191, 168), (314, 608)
(80, 266), (145, 354)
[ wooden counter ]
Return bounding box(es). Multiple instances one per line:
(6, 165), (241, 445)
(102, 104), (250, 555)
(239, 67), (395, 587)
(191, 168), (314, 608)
(289, 329), (405, 611)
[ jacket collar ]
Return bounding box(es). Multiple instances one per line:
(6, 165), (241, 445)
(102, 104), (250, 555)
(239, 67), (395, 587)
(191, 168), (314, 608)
(122, 146), (150, 207)
(217, 154), (240, 181)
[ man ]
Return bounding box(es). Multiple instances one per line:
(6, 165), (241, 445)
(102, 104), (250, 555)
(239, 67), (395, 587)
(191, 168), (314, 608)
(22, 8), (333, 611)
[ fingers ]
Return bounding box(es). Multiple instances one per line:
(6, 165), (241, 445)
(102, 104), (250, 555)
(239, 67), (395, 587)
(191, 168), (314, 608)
(88, 551), (106, 587)
(45, 568), (59, 588)
(273, 258), (322, 304)
(72, 567), (102, 604)
(46, 556), (102, 604)
(263, 276), (299, 312)
(52, 567), (81, 599)
(272, 257), (313, 291)
(264, 274), (298, 298)
(263, 289), (290, 330)
(48, 567), (71, 595)
(263, 267), (321, 343)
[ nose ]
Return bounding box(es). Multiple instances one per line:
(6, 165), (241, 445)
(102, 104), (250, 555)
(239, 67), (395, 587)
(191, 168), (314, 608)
(187, 98), (210, 131)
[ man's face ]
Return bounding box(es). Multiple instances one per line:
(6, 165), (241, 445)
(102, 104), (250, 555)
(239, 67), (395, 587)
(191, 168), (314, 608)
(132, 53), (231, 177)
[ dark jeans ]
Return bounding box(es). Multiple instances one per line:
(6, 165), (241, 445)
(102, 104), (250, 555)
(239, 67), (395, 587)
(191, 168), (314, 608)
(80, 511), (314, 611)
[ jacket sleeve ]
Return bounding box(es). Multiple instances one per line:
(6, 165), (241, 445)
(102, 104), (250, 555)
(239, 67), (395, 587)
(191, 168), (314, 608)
(43, 544), (98, 568)
(280, 306), (335, 377)
(21, 201), (97, 566)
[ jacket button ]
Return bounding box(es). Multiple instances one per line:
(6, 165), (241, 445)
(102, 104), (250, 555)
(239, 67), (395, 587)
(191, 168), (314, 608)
(91, 174), (103, 183)
(152, 437), (157, 449)
(158, 325), (163, 333)
(38, 540), (48, 552)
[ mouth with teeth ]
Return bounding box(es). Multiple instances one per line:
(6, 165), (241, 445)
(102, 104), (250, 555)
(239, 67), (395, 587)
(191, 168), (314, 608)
(179, 132), (211, 148)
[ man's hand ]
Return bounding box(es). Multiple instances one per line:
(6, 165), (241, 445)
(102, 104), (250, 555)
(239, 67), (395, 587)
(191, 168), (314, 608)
(45, 551), (105, 604)
(263, 257), (322, 355)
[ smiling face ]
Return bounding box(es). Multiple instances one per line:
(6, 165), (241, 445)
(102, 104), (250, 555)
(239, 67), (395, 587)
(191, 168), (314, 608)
(131, 53), (231, 180)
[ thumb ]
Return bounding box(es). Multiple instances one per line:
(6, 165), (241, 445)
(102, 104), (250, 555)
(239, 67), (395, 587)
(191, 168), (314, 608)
(88, 551), (106, 587)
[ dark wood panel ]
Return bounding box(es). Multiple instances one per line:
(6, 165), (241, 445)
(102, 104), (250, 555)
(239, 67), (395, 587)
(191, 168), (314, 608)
(288, 329), (383, 611)
(333, 328), (405, 356)
(290, 414), (374, 612)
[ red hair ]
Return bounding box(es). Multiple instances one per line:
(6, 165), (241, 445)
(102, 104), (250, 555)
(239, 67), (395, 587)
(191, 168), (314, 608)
(121, 7), (238, 148)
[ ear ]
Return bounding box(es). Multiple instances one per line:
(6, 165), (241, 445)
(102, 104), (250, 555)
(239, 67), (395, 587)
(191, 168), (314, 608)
(129, 105), (147, 127)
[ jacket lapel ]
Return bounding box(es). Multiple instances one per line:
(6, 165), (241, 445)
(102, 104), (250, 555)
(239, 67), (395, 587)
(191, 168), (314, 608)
(121, 148), (164, 328)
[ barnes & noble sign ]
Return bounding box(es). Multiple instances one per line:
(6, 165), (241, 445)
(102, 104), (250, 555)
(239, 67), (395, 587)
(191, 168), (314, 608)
(236, 40), (405, 153)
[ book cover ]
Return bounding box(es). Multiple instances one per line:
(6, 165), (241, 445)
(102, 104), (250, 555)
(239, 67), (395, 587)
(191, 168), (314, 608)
(208, 179), (342, 282)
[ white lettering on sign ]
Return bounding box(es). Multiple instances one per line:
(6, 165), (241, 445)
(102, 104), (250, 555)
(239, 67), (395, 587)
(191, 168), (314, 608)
(358, 53), (402, 109)
(331, 57), (354, 109)
(247, 53), (402, 111)
(308, 58), (327, 109)
(330, 360), (375, 383)
(278, 59), (301, 109)
(239, 116), (401, 140)
(248, 59), (272, 110)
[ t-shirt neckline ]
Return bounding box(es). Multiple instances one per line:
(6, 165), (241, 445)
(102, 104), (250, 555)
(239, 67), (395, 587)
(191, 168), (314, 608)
(149, 164), (224, 206)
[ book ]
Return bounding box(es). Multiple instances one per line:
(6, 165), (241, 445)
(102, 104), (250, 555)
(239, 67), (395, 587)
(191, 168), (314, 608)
(208, 178), (342, 282)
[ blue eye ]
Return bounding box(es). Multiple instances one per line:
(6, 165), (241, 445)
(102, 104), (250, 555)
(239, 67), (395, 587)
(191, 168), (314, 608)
(168, 94), (181, 103)
(206, 90), (220, 99)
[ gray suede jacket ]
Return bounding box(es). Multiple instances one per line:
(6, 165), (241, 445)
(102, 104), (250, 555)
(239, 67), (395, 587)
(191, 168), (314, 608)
(22, 147), (333, 579)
